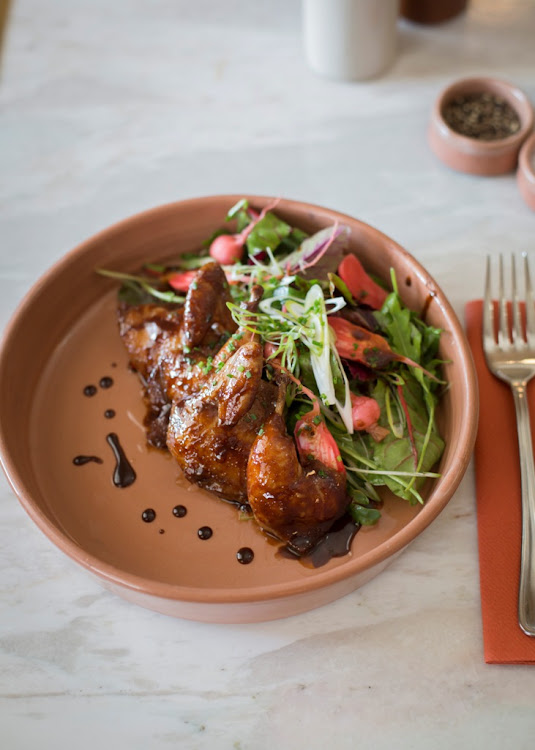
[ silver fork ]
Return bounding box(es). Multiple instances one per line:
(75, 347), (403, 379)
(483, 253), (535, 637)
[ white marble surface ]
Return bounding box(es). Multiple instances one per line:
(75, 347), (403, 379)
(1, 1), (535, 748)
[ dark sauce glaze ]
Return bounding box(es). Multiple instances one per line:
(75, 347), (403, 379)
(100, 376), (114, 389)
(104, 409), (116, 419)
(83, 385), (97, 397)
(142, 508), (156, 523)
(172, 504), (187, 518)
(198, 526), (213, 540)
(237, 547), (254, 565)
(106, 432), (136, 488)
(73, 455), (103, 466)
(307, 516), (360, 568)
(278, 515), (360, 568)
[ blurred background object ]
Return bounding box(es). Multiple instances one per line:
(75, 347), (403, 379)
(400, 0), (468, 24)
(302, 0), (399, 80)
(0, 0), (11, 67)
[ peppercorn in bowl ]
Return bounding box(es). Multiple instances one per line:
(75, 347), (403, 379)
(428, 76), (533, 176)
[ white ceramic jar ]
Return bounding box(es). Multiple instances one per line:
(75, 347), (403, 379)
(302, 0), (399, 81)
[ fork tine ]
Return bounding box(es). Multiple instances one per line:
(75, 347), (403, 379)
(511, 254), (524, 345)
(498, 254), (510, 348)
(483, 255), (495, 347)
(525, 253), (535, 348)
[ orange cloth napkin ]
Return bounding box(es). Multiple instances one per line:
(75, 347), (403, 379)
(465, 300), (535, 664)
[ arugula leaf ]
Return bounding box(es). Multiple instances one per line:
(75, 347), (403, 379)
(174, 252), (211, 269)
(117, 279), (156, 305)
(245, 211), (292, 255)
(370, 378), (444, 503)
(348, 502), (381, 526)
(276, 227), (309, 256)
(96, 268), (184, 305)
(417, 318), (442, 365)
(374, 273), (443, 380)
(376, 292), (421, 364)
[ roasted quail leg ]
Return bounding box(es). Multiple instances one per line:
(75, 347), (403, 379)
(166, 337), (277, 502)
(246, 381), (349, 555)
(117, 261), (237, 447)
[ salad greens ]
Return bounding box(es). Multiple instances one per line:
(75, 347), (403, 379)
(99, 199), (445, 525)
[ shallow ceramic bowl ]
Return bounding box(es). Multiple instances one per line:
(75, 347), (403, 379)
(428, 76), (534, 176)
(517, 132), (535, 211)
(0, 195), (478, 623)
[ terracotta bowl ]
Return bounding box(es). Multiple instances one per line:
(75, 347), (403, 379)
(428, 76), (534, 176)
(517, 132), (535, 211)
(0, 195), (478, 623)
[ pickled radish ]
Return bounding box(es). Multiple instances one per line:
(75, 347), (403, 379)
(338, 254), (387, 309)
(209, 198), (280, 265)
(167, 270), (198, 292)
(209, 234), (244, 265)
(295, 417), (346, 474)
(350, 394), (380, 430)
(350, 394), (389, 442)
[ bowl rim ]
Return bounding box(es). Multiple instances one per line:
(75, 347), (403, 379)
(0, 194), (479, 605)
(518, 131), (535, 187)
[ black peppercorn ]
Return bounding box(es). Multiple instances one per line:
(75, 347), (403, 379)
(442, 92), (520, 141)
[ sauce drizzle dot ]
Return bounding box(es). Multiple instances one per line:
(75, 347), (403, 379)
(73, 455), (103, 466)
(237, 547), (254, 565)
(172, 505), (187, 518)
(83, 385), (97, 397)
(142, 508), (156, 523)
(106, 432), (136, 488)
(99, 376), (114, 389)
(198, 526), (213, 540)
(104, 409), (116, 419)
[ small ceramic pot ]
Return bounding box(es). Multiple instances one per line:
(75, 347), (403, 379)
(428, 76), (534, 176)
(517, 132), (535, 211)
(400, 0), (468, 24)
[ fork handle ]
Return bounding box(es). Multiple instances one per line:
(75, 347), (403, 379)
(511, 383), (535, 637)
